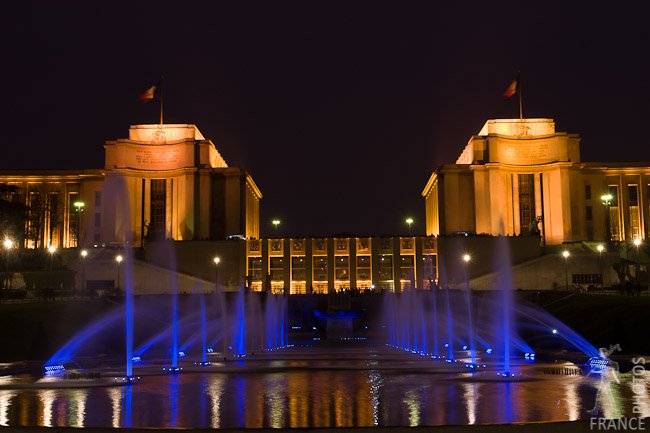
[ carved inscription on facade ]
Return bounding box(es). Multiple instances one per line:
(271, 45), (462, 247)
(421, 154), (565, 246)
(499, 140), (556, 164)
(134, 147), (182, 168)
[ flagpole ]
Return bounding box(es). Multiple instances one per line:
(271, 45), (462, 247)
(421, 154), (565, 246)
(519, 74), (523, 120)
(159, 81), (164, 128)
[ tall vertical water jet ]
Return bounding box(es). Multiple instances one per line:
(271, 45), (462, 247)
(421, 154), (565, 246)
(495, 233), (514, 375)
(104, 174), (136, 378)
(233, 286), (245, 356)
(464, 283), (476, 365)
(200, 295), (207, 363)
(171, 288), (179, 368)
(431, 290), (439, 357)
(444, 286), (454, 360)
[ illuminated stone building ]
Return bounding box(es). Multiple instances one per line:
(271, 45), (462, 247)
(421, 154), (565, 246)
(0, 124), (262, 248)
(244, 236), (437, 294)
(422, 118), (650, 245)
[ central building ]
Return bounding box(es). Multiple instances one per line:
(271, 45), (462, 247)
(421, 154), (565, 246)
(422, 118), (650, 245)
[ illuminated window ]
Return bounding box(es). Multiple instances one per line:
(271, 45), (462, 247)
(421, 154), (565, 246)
(291, 256), (306, 281)
(608, 185), (621, 241)
(247, 257), (263, 283)
(312, 282), (328, 294)
(335, 256), (349, 280)
(378, 255), (393, 291)
(290, 281), (306, 294)
(68, 192), (80, 248)
(400, 255), (415, 291)
(150, 179), (166, 239)
(518, 174), (535, 234)
(629, 184), (640, 239)
(423, 255), (436, 288)
(584, 185), (591, 200)
(356, 255), (371, 287)
(269, 257), (284, 281)
(313, 256), (328, 282)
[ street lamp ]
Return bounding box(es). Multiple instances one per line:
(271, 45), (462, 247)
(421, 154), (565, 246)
(601, 194), (613, 243)
(597, 244), (605, 289)
(272, 219), (281, 235)
(213, 256), (221, 293)
(462, 254), (471, 290)
(80, 249), (88, 296)
(73, 201), (85, 248)
(405, 217), (414, 235)
(3, 239), (13, 292)
(562, 250), (570, 290)
(115, 254), (123, 293)
(48, 245), (57, 300)
(634, 238), (642, 283)
(461, 253), (474, 363)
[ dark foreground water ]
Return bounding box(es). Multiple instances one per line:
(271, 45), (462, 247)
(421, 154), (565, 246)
(1, 347), (648, 428)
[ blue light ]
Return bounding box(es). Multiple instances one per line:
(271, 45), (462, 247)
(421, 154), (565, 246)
(131, 356), (141, 363)
(44, 364), (65, 374)
(178, 351), (186, 358)
(586, 357), (610, 374)
(206, 348), (214, 353)
(486, 348), (493, 354)
(444, 343), (449, 348)
(462, 345), (468, 350)
(551, 329), (558, 334)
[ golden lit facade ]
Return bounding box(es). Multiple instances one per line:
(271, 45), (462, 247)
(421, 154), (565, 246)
(0, 124), (262, 248)
(422, 118), (650, 245)
(246, 236), (437, 294)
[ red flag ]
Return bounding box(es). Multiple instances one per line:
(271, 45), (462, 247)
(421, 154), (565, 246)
(502, 75), (519, 98)
(139, 84), (157, 103)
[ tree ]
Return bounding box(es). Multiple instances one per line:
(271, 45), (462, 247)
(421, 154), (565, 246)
(0, 184), (27, 246)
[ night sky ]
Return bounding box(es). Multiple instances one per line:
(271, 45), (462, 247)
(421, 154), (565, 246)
(2, 2), (649, 238)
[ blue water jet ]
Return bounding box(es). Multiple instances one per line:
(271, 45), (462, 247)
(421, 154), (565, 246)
(200, 295), (207, 363)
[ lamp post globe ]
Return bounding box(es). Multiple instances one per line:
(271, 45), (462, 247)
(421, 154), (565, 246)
(597, 244), (604, 288)
(562, 250), (570, 289)
(3, 239), (13, 292)
(213, 256), (221, 293)
(80, 249), (88, 295)
(115, 255), (123, 292)
(405, 217), (414, 235)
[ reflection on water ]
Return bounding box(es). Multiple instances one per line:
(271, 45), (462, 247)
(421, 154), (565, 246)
(463, 382), (478, 425)
(0, 390), (17, 426)
(565, 380), (579, 421)
(2, 358), (650, 428)
(207, 375), (225, 429)
(39, 389), (56, 427)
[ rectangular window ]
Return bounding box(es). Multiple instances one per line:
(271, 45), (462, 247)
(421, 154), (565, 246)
(269, 257), (284, 281)
(518, 174), (536, 234)
(247, 257), (263, 282)
(586, 206), (593, 221)
(629, 184), (640, 239)
(400, 255), (415, 291)
(95, 191), (102, 207)
(378, 255), (393, 281)
(69, 192), (80, 247)
(423, 255), (437, 288)
(585, 185), (592, 200)
(94, 212), (101, 228)
(334, 255), (349, 292)
(291, 256), (306, 281)
(356, 255), (371, 281)
(149, 179), (166, 239)
(313, 256), (328, 282)
(608, 185), (621, 241)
